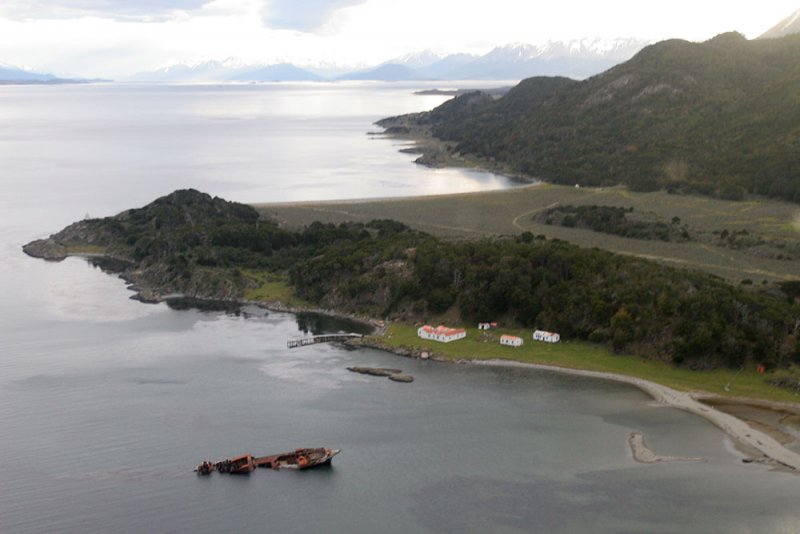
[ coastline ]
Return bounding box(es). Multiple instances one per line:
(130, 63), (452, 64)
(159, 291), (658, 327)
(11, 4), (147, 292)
(347, 336), (800, 471)
(471, 359), (800, 471)
(25, 245), (800, 472)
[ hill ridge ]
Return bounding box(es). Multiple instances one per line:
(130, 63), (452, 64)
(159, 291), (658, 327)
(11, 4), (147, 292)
(382, 33), (800, 203)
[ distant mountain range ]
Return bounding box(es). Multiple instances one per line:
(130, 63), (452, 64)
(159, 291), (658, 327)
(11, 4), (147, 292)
(131, 39), (650, 82)
(0, 38), (646, 84)
(0, 64), (72, 84)
(6, 9), (800, 84)
(0, 63), (106, 84)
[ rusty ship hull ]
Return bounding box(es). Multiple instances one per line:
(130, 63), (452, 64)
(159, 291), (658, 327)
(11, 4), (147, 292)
(196, 447), (340, 475)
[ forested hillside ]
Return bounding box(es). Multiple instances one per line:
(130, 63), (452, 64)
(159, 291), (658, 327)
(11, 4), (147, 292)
(385, 33), (800, 202)
(24, 190), (800, 371)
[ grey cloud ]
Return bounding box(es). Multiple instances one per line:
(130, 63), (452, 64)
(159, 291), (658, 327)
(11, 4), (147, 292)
(262, 0), (367, 32)
(0, 0), (212, 21)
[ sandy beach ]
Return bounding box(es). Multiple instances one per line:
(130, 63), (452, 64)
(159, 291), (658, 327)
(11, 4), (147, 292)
(472, 359), (800, 471)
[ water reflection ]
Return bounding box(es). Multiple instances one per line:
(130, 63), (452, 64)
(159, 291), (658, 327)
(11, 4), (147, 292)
(294, 312), (374, 335)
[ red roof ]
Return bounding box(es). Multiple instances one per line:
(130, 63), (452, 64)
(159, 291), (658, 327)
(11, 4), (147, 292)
(420, 325), (465, 337)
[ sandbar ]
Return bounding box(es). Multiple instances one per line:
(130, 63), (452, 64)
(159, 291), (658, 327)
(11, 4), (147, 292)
(471, 359), (800, 471)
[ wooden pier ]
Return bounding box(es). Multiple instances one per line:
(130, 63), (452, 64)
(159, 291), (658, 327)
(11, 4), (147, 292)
(287, 333), (363, 349)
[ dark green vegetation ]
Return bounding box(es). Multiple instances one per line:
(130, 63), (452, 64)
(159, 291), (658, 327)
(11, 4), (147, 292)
(24, 190), (416, 302)
(536, 205), (689, 242)
(380, 33), (800, 203)
(26, 190), (800, 374)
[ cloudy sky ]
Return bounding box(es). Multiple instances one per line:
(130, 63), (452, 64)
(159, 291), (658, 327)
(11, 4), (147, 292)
(0, 0), (797, 77)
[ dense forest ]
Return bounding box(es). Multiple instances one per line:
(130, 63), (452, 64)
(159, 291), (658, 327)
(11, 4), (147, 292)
(25, 190), (800, 371)
(381, 33), (800, 203)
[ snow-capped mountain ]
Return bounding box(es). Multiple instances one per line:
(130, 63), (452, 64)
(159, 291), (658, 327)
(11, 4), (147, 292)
(338, 50), (465, 81)
(131, 58), (359, 82)
(381, 50), (447, 69)
(415, 53), (479, 79)
(338, 64), (417, 81)
(759, 9), (800, 39)
(129, 58), (255, 81)
(447, 38), (648, 79)
(230, 64), (323, 82)
(127, 38), (650, 83)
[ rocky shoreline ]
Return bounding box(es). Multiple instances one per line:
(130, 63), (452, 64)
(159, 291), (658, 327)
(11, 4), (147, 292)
(374, 109), (533, 183)
(347, 367), (414, 383)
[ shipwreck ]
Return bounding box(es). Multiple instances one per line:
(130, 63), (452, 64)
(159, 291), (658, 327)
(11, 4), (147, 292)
(196, 447), (341, 475)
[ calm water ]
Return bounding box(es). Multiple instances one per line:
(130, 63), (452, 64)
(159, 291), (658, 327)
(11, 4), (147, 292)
(1, 83), (799, 533)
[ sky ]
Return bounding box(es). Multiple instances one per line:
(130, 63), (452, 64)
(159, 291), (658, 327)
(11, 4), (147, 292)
(0, 0), (798, 78)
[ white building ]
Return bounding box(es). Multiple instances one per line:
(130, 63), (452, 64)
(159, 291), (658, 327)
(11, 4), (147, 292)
(500, 334), (523, 347)
(417, 325), (467, 343)
(478, 322), (498, 330)
(533, 330), (560, 343)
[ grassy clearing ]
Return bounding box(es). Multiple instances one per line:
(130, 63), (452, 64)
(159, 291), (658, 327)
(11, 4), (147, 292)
(379, 324), (800, 404)
(66, 244), (107, 254)
(243, 271), (308, 307)
(258, 184), (800, 283)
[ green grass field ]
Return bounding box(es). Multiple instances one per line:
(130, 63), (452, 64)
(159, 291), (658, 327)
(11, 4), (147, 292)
(243, 271), (308, 307)
(257, 184), (800, 283)
(65, 245), (108, 254)
(379, 324), (800, 403)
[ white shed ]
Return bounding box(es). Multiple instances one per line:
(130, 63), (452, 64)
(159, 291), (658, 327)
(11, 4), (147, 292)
(500, 334), (523, 347)
(533, 330), (560, 343)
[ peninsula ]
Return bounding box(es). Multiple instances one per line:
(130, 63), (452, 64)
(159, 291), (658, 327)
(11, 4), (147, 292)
(377, 32), (800, 204)
(23, 189), (800, 469)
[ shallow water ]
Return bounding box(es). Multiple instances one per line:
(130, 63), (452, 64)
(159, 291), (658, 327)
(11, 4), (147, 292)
(1, 83), (799, 533)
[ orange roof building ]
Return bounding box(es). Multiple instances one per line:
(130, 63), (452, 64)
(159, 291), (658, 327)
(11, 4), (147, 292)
(417, 324), (467, 343)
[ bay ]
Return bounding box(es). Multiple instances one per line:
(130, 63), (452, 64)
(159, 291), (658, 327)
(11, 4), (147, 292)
(1, 82), (799, 533)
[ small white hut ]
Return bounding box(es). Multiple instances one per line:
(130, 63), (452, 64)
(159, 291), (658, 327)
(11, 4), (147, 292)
(533, 330), (560, 343)
(499, 334), (523, 348)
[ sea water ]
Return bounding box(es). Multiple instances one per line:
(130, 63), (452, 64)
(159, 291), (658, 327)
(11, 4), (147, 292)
(1, 82), (799, 533)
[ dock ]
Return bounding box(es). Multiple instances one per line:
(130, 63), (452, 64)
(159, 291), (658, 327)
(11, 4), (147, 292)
(286, 333), (363, 348)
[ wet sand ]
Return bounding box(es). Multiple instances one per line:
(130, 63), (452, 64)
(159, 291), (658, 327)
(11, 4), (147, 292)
(628, 432), (705, 464)
(700, 398), (800, 449)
